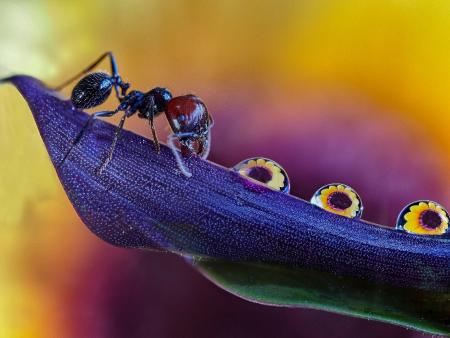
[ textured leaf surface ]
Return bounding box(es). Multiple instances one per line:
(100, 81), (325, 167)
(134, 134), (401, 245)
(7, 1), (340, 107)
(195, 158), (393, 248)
(4, 75), (450, 335)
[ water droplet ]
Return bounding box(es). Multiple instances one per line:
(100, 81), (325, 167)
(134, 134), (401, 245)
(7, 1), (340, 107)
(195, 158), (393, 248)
(311, 183), (363, 219)
(396, 200), (449, 235)
(232, 157), (290, 193)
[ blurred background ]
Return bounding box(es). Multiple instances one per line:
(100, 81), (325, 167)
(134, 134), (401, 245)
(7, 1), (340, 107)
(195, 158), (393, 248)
(0, 0), (449, 337)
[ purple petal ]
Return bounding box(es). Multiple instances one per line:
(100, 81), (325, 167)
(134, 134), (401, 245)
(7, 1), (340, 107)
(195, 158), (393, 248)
(4, 75), (450, 292)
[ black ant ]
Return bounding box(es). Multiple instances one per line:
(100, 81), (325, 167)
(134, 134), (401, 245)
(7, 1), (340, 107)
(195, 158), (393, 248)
(55, 52), (213, 177)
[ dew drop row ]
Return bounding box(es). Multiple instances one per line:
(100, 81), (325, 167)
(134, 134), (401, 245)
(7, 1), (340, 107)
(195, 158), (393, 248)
(232, 157), (449, 236)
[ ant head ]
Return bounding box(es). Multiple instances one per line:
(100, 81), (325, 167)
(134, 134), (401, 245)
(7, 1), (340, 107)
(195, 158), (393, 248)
(71, 72), (113, 109)
(148, 87), (172, 112)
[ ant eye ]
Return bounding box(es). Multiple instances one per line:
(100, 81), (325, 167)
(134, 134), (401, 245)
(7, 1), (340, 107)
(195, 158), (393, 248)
(311, 184), (363, 218)
(71, 72), (113, 109)
(233, 157), (290, 193)
(396, 200), (449, 235)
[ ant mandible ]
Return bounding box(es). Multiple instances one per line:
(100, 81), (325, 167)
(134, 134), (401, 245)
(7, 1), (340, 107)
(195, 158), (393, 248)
(55, 51), (213, 177)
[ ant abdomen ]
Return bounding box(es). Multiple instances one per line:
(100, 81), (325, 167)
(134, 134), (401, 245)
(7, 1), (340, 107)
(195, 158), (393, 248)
(71, 72), (113, 109)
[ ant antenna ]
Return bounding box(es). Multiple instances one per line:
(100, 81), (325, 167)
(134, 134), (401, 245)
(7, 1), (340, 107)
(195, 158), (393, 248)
(167, 133), (193, 178)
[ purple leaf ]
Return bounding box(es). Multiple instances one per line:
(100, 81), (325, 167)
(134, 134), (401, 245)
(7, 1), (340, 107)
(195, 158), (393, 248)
(4, 75), (450, 294)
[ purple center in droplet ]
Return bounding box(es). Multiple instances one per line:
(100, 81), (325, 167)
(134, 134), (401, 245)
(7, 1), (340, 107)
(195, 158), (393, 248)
(328, 192), (352, 210)
(247, 166), (272, 183)
(420, 210), (442, 229)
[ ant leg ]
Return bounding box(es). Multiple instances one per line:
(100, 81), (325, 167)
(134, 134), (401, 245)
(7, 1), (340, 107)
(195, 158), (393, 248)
(208, 115), (215, 129)
(98, 113), (128, 174)
(200, 129), (211, 159)
(195, 116), (213, 159)
(148, 113), (160, 153)
(167, 132), (201, 178)
(54, 51), (119, 91)
(54, 51), (128, 101)
(58, 109), (120, 168)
